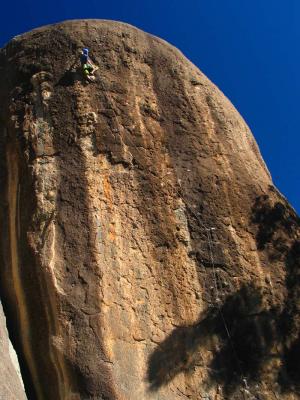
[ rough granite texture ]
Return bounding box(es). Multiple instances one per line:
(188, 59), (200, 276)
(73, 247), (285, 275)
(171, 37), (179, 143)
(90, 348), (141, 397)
(0, 301), (27, 399)
(0, 19), (299, 400)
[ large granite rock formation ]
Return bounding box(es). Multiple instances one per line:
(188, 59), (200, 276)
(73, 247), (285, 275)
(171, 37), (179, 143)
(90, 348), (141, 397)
(0, 20), (299, 400)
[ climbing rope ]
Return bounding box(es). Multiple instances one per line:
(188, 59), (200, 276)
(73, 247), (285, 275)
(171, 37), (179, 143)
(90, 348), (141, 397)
(206, 227), (221, 303)
(200, 222), (258, 399)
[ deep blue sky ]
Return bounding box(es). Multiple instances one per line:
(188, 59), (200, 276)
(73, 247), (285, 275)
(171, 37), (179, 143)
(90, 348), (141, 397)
(1, 1), (299, 213)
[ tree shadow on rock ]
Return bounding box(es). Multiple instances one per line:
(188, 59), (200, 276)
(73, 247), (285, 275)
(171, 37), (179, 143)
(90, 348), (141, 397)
(210, 289), (279, 394)
(251, 192), (300, 251)
(147, 314), (212, 390)
(278, 240), (300, 393)
(147, 191), (300, 396)
(280, 333), (300, 393)
(251, 191), (300, 394)
(147, 284), (279, 396)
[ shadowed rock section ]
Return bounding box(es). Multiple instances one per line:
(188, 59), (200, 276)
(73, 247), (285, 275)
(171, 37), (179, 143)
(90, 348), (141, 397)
(0, 19), (299, 400)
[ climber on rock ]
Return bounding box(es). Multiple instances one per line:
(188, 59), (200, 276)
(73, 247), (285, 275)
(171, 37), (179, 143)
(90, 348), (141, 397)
(80, 48), (97, 81)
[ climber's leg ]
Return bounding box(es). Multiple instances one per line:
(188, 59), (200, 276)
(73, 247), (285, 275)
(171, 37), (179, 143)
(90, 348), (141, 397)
(82, 63), (96, 81)
(86, 63), (94, 74)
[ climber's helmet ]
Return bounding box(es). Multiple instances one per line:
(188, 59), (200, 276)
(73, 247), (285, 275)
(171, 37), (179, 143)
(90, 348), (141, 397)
(83, 48), (89, 55)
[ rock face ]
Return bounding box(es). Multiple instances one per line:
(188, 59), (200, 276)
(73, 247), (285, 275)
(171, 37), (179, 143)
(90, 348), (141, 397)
(0, 19), (299, 400)
(0, 301), (27, 399)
